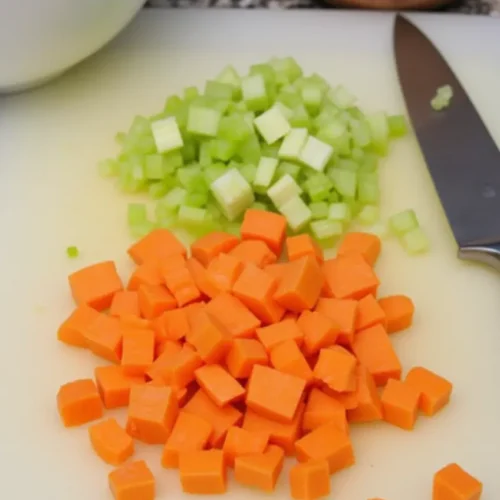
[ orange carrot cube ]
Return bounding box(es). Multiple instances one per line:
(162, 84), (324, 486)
(378, 294), (415, 333)
(82, 314), (123, 363)
(179, 449), (227, 494)
(191, 231), (239, 267)
(186, 257), (220, 300)
(121, 329), (155, 376)
(229, 240), (277, 268)
(195, 364), (245, 407)
(222, 426), (269, 467)
(127, 261), (163, 291)
(57, 304), (100, 347)
(240, 209), (287, 255)
(225, 338), (268, 379)
(57, 379), (103, 427)
(286, 234), (323, 263)
(95, 365), (145, 409)
(128, 228), (186, 265)
(270, 339), (314, 385)
(297, 310), (339, 356)
(313, 346), (357, 393)
(207, 253), (244, 293)
(188, 313), (232, 364)
(109, 291), (140, 319)
(256, 318), (304, 352)
(315, 297), (358, 346)
(137, 284), (176, 319)
(355, 294), (386, 331)
(302, 388), (348, 434)
(346, 365), (383, 423)
(109, 460), (155, 500)
(381, 378), (420, 430)
(433, 463), (482, 500)
(337, 232), (381, 266)
(152, 307), (190, 343)
(88, 417), (134, 465)
(289, 459), (331, 500)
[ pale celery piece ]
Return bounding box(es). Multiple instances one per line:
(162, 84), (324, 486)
(389, 209), (419, 236)
(161, 187), (187, 211)
(357, 205), (380, 226)
(299, 136), (334, 172)
(151, 117), (184, 154)
(149, 181), (170, 200)
(278, 195), (312, 232)
(218, 115), (252, 142)
(277, 161), (301, 180)
(272, 102), (294, 121)
(301, 84), (323, 115)
(254, 156), (279, 192)
(366, 112), (389, 156)
(239, 163), (258, 184)
(128, 203), (148, 226)
(184, 86), (199, 102)
(178, 205), (208, 226)
(238, 134), (261, 165)
(254, 106), (291, 145)
(267, 174), (302, 208)
(328, 202), (351, 223)
(401, 227), (430, 255)
(329, 85), (356, 109)
(310, 219), (343, 240)
(144, 154), (165, 180)
(199, 141), (213, 166)
(278, 128), (308, 161)
(242, 74), (268, 112)
(350, 119), (372, 148)
(387, 114), (408, 138)
(185, 191), (209, 208)
(431, 85), (453, 111)
(330, 169), (357, 198)
(205, 80), (234, 100)
(204, 163), (227, 184)
(130, 221), (156, 239)
(216, 65), (241, 88)
(309, 201), (329, 220)
(303, 173), (332, 202)
(210, 139), (237, 162)
(98, 158), (119, 178)
(289, 104), (310, 129)
(187, 106), (222, 137)
(358, 176), (380, 205)
(210, 168), (255, 221)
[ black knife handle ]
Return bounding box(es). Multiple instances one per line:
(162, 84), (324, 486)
(459, 243), (500, 272)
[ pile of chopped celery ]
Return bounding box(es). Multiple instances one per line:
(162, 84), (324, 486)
(99, 57), (409, 242)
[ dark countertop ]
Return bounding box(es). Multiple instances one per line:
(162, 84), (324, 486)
(147, 0), (499, 13)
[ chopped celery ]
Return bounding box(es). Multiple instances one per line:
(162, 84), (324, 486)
(128, 115), (151, 138)
(272, 102), (293, 121)
(206, 202), (223, 221)
(310, 219), (343, 240)
(130, 221), (156, 239)
(177, 165), (205, 191)
(389, 209), (419, 236)
(237, 134), (261, 164)
(250, 63), (276, 87)
(289, 105), (310, 129)
(199, 141), (213, 166)
(366, 222), (390, 239)
(161, 187), (187, 211)
(337, 159), (359, 172)
(144, 154), (165, 180)
(210, 139), (237, 162)
(309, 201), (329, 220)
(278, 128), (308, 162)
(164, 96), (183, 114)
(204, 163), (227, 184)
(357, 178), (380, 205)
(303, 173), (332, 202)
(210, 168), (255, 221)
(184, 86), (199, 102)
(261, 144), (280, 158)
(277, 89), (302, 109)
(218, 115), (252, 142)
(164, 151), (183, 171)
(66, 246), (79, 258)
(366, 112), (389, 156)
(330, 169), (357, 198)
(216, 65), (241, 89)
(276, 161), (301, 180)
(254, 106), (291, 145)
(316, 122), (350, 155)
(178, 205), (208, 226)
(187, 106), (222, 137)
(359, 153), (379, 172)
(387, 114), (408, 138)
(301, 84), (323, 115)
(149, 181), (170, 200)
(242, 74), (268, 112)
(278, 195), (312, 232)
(224, 222), (241, 237)
(299, 136), (333, 172)
(184, 191), (209, 208)
(254, 156), (279, 192)
(181, 138), (198, 164)
(251, 201), (270, 211)
(98, 159), (119, 178)
(239, 163), (258, 184)
(401, 227), (430, 255)
(328, 202), (351, 223)
(268, 174), (302, 208)
(329, 86), (356, 109)
(357, 205), (379, 226)
(128, 203), (148, 226)
(205, 80), (234, 101)
(350, 119), (372, 148)
(151, 117), (183, 154)
(351, 147), (364, 163)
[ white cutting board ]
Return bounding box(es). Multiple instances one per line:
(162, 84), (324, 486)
(0, 10), (499, 500)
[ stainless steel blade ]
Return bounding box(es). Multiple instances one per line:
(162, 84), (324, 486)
(394, 14), (500, 248)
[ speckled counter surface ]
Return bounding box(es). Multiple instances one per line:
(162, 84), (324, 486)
(147, 0), (499, 12)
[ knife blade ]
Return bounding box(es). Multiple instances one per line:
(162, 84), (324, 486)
(393, 14), (500, 257)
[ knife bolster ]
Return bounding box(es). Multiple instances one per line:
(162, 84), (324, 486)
(458, 244), (500, 272)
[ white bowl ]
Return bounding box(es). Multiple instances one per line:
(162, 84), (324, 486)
(0, 0), (146, 93)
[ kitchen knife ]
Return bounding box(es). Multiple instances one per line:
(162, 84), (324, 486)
(393, 14), (500, 270)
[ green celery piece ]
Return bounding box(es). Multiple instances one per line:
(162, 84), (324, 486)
(389, 209), (419, 236)
(351, 147), (364, 163)
(98, 159), (119, 178)
(254, 156), (279, 193)
(149, 181), (170, 200)
(357, 205), (380, 226)
(177, 165), (206, 191)
(165, 96), (183, 114)
(199, 141), (213, 167)
(151, 116), (184, 154)
(299, 136), (333, 172)
(330, 169), (357, 198)
(350, 119), (372, 148)
(437, 84), (453, 100)
(164, 151), (184, 171)
(328, 86), (357, 109)
(184, 191), (209, 208)
(289, 104), (310, 129)
(387, 114), (408, 138)
(357, 175), (380, 205)
(261, 144), (280, 158)
(66, 246), (79, 258)
(308, 73), (330, 91)
(216, 65), (241, 89)
(310, 219), (343, 240)
(276, 161), (301, 180)
(237, 134), (261, 165)
(309, 201), (329, 220)
(314, 108), (339, 131)
(128, 115), (151, 139)
(239, 163), (258, 184)
(144, 154), (165, 180)
(327, 190), (339, 203)
(127, 203), (148, 226)
(241, 74), (269, 112)
(280, 57), (303, 82)
(316, 122), (350, 156)
(279, 195), (312, 232)
(218, 115), (252, 143)
(160, 186), (188, 211)
(124, 135), (157, 156)
(210, 168), (255, 221)
(206, 202), (223, 221)
(250, 63), (277, 87)
(155, 203), (178, 228)
(254, 106), (291, 145)
(251, 201), (270, 212)
(181, 136), (198, 163)
(277, 89), (302, 109)
(210, 139), (237, 162)
(304, 173), (333, 203)
(184, 86), (199, 102)
(224, 222), (242, 237)
(187, 106), (222, 137)
(337, 159), (359, 172)
(301, 84), (324, 116)
(366, 111), (389, 156)
(178, 205), (208, 226)
(401, 227), (430, 255)
(268, 174), (302, 208)
(272, 102), (294, 121)
(328, 202), (351, 222)
(130, 221), (155, 240)
(278, 128), (308, 162)
(359, 153), (379, 172)
(115, 132), (126, 146)
(205, 80), (234, 101)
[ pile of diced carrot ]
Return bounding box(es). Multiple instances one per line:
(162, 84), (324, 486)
(56, 208), (482, 500)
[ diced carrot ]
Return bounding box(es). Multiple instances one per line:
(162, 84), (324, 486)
(256, 318), (304, 352)
(337, 232), (381, 266)
(380, 378), (420, 430)
(162, 258), (202, 307)
(346, 365), (383, 423)
(162, 411), (213, 468)
(191, 231), (240, 267)
(108, 460), (155, 500)
(378, 294), (415, 333)
(121, 329), (155, 376)
(295, 421), (355, 474)
(128, 228), (186, 265)
(302, 387), (348, 434)
(126, 384), (179, 444)
(289, 459), (331, 500)
(284, 311), (299, 321)
(82, 314), (122, 363)
(109, 291), (140, 319)
(240, 209), (287, 255)
(325, 387), (359, 411)
(274, 255), (324, 313)
(188, 312), (232, 364)
(205, 292), (261, 338)
(229, 240), (277, 268)
(89, 417), (134, 465)
(297, 310), (339, 356)
(433, 463), (482, 500)
(68, 261), (123, 311)
(120, 315), (151, 330)
(232, 263), (285, 324)
(270, 339), (314, 385)
(313, 346), (357, 393)
(186, 257), (219, 299)
(234, 444), (285, 492)
(206, 253), (244, 293)
(351, 324), (402, 386)
(222, 426), (269, 467)
(95, 365), (145, 409)
(137, 284), (176, 319)
(264, 262), (289, 285)
(315, 297), (358, 346)
(57, 379), (103, 427)
(355, 294), (386, 331)
(246, 365), (306, 424)
(127, 260), (163, 291)
(243, 404), (305, 455)
(225, 338), (268, 379)
(146, 344), (202, 389)
(183, 389), (243, 448)
(152, 307), (190, 344)
(286, 233), (324, 263)
(322, 254), (380, 300)
(405, 366), (453, 416)
(195, 364), (245, 407)
(57, 304), (100, 347)
(179, 449), (227, 494)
